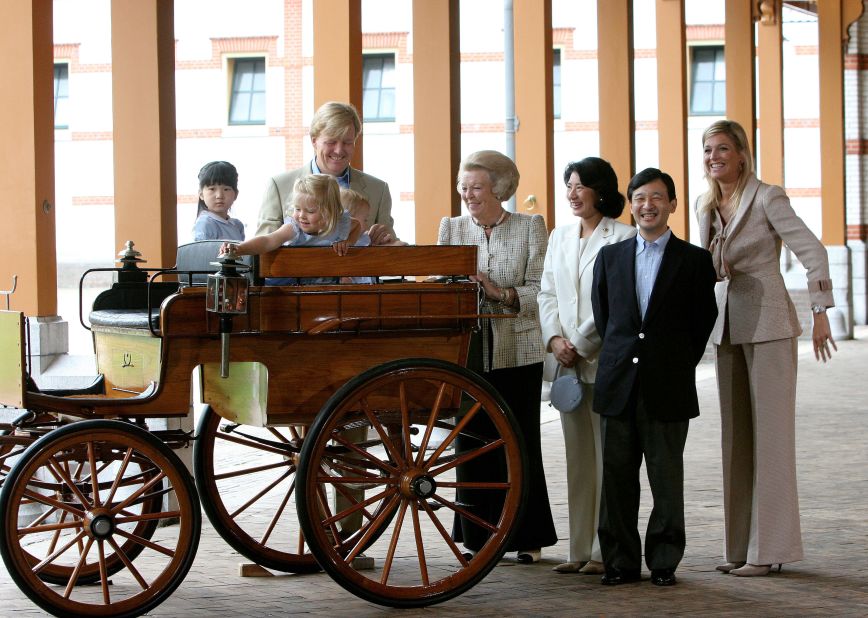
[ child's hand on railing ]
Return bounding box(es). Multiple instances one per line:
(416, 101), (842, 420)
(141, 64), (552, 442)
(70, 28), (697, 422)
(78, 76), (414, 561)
(331, 240), (349, 256)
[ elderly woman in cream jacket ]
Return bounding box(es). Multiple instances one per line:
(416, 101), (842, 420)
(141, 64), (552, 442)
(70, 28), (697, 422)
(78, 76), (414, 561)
(538, 157), (636, 575)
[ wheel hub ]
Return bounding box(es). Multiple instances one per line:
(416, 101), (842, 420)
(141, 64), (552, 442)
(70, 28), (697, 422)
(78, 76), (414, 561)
(410, 475), (437, 499)
(84, 510), (115, 539)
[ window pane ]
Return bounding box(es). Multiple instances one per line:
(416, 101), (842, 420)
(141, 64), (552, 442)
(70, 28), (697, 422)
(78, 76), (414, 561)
(713, 82), (726, 112)
(54, 64), (69, 128)
(250, 92), (266, 122)
(229, 57), (266, 125)
(236, 66), (253, 91)
(363, 90), (380, 116)
(379, 89), (395, 119)
(362, 54), (396, 121)
(252, 63), (266, 89)
(691, 82), (712, 113)
(690, 46), (725, 116)
(230, 93), (251, 123)
(694, 56), (714, 81)
(366, 66), (383, 89)
(714, 49), (726, 80)
(380, 56), (396, 88)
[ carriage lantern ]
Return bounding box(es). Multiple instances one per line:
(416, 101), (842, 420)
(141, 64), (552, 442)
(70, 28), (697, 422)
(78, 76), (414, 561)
(206, 245), (249, 378)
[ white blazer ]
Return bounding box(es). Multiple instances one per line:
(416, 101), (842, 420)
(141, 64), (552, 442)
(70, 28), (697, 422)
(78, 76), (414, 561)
(538, 217), (637, 383)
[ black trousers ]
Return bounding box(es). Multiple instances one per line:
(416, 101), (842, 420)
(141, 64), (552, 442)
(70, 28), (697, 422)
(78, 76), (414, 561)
(452, 362), (558, 552)
(598, 396), (689, 572)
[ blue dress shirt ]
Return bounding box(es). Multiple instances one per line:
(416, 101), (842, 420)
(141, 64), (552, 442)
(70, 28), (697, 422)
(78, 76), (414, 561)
(635, 229), (671, 320)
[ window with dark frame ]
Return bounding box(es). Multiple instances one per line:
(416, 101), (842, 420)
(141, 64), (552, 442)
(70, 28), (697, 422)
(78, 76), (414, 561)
(229, 57), (266, 125)
(54, 63), (69, 129)
(362, 54), (396, 122)
(690, 46), (726, 115)
(553, 49), (562, 120)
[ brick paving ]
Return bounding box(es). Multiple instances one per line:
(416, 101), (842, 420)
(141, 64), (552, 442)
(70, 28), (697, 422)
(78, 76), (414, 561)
(2, 328), (867, 616)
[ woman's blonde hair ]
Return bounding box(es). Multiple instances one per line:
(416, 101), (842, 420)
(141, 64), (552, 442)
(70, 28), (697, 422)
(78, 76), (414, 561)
(698, 119), (754, 217)
(456, 150), (520, 202)
(292, 174), (343, 236)
(309, 101), (362, 142)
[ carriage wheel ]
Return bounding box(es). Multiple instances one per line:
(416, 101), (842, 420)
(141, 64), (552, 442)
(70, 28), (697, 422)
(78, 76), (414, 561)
(1, 431), (161, 585)
(0, 420), (200, 618)
(194, 407), (321, 573)
(296, 358), (527, 608)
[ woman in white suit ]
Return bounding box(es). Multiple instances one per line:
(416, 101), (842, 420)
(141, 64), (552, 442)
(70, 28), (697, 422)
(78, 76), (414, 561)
(538, 157), (636, 574)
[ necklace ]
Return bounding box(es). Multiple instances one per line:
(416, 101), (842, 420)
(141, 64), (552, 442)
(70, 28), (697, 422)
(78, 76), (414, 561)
(472, 210), (508, 230)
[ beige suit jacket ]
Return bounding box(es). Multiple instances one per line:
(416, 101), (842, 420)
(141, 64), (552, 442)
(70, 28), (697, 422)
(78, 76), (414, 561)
(696, 175), (834, 345)
(256, 163), (394, 236)
(438, 213), (548, 371)
(538, 217), (636, 383)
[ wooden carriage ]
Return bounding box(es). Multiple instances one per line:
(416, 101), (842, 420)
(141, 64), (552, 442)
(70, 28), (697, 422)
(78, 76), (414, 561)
(0, 244), (527, 617)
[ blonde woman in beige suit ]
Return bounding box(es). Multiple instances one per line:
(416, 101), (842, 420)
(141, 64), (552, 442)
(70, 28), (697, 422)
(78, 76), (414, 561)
(538, 157), (636, 575)
(697, 120), (836, 577)
(439, 150), (557, 564)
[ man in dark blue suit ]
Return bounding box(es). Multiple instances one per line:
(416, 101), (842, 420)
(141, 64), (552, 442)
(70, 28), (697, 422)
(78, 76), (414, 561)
(591, 168), (717, 586)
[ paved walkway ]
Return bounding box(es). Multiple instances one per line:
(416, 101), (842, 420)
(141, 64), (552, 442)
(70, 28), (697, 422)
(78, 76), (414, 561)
(2, 328), (867, 616)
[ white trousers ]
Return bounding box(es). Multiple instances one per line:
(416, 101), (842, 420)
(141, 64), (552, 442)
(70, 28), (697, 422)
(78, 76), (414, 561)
(560, 384), (603, 563)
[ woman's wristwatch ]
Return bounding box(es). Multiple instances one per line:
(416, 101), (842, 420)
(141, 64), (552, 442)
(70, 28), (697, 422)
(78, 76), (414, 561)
(811, 304), (827, 314)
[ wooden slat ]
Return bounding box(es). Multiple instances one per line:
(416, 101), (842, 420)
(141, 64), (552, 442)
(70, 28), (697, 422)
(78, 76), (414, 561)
(256, 245), (478, 279)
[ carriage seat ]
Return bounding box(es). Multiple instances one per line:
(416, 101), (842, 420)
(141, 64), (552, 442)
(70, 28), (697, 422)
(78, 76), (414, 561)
(88, 281), (177, 332)
(176, 240), (254, 285)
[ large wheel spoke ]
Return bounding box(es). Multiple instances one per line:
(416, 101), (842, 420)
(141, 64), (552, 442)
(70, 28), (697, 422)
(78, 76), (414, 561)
(321, 486), (395, 529)
(33, 530), (88, 574)
(361, 400), (405, 468)
(399, 383), (413, 462)
(46, 457), (92, 509)
(86, 441), (102, 508)
(110, 470), (166, 515)
(214, 459), (290, 481)
(340, 493), (401, 564)
(21, 488), (86, 520)
(379, 499), (409, 584)
(229, 469), (293, 519)
(430, 493), (498, 533)
(105, 536), (149, 590)
(103, 446), (135, 506)
(330, 430), (398, 476)
(414, 381), (448, 466)
(114, 527), (178, 558)
(410, 502), (430, 586)
(62, 536), (94, 599)
(96, 539), (111, 605)
(421, 401), (483, 470)
(430, 437), (506, 477)
(260, 479), (295, 545)
(419, 498), (469, 565)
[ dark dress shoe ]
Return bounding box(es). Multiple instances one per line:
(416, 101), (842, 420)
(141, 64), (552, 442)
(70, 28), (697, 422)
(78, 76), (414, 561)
(600, 569), (641, 585)
(650, 569), (677, 586)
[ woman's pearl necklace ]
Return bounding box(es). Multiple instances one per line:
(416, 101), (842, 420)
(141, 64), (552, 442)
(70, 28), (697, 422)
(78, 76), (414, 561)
(472, 209), (507, 230)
